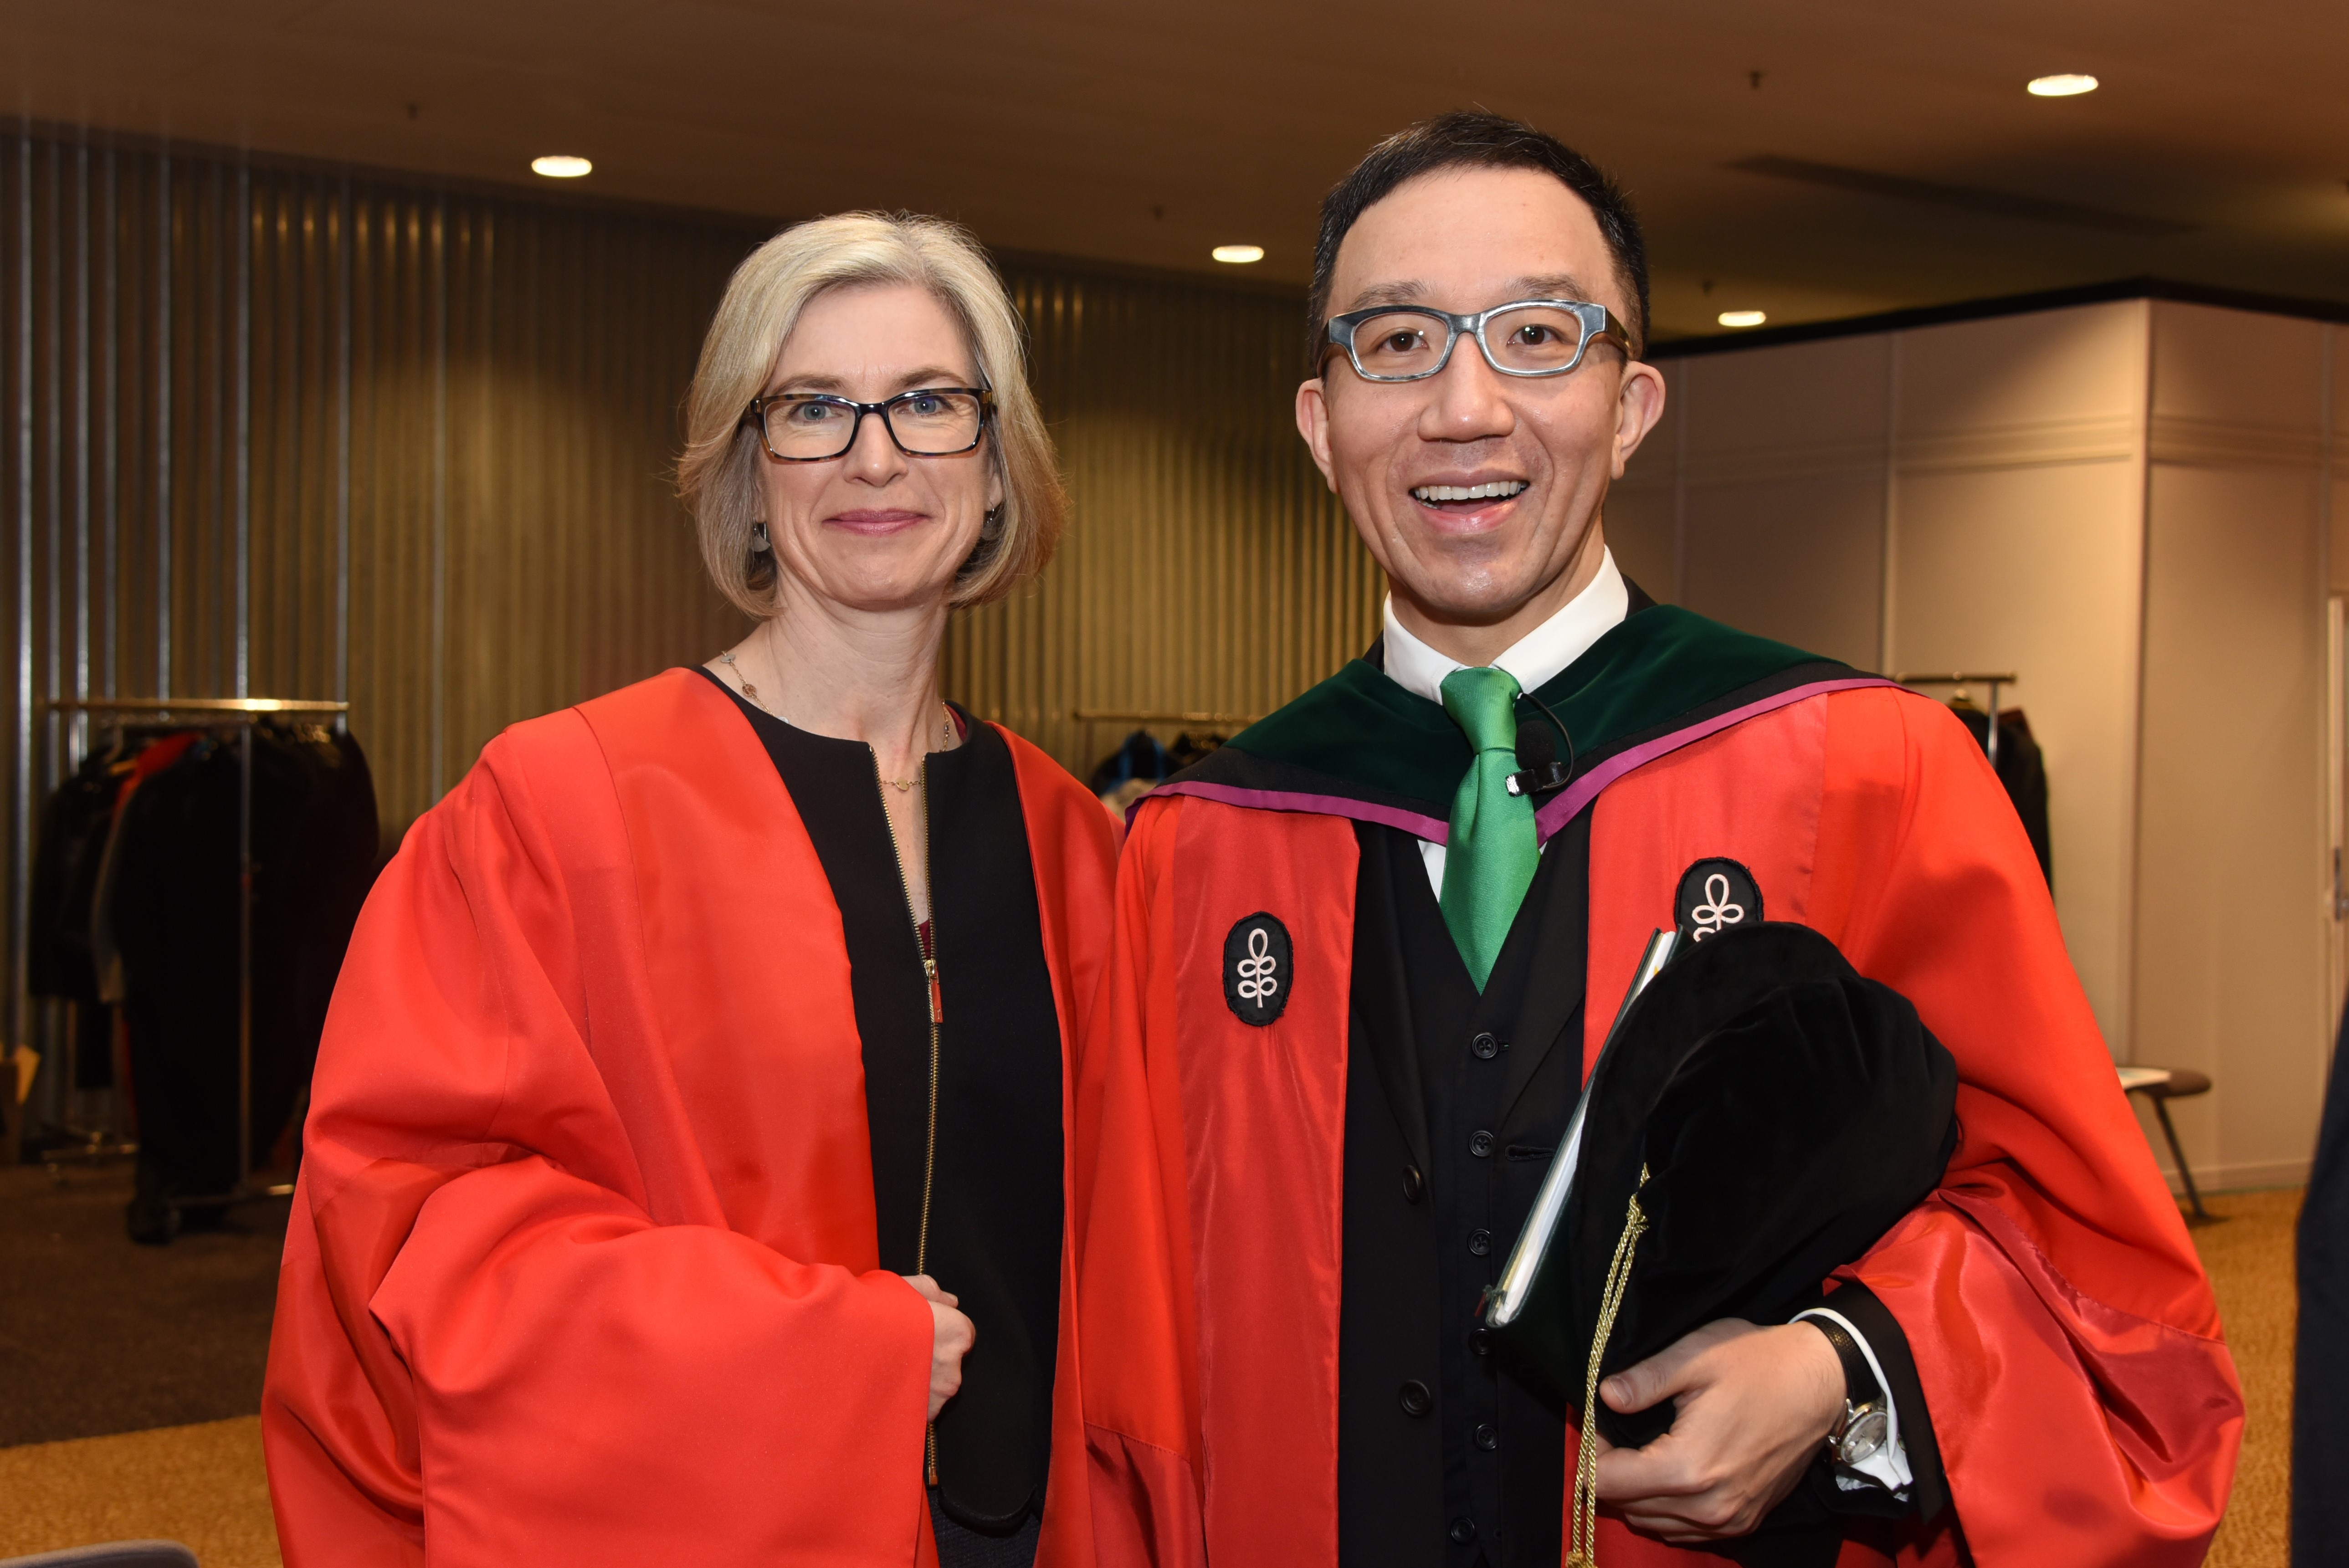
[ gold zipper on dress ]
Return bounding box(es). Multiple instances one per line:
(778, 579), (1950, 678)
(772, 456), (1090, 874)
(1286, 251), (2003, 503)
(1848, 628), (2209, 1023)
(877, 753), (943, 1486)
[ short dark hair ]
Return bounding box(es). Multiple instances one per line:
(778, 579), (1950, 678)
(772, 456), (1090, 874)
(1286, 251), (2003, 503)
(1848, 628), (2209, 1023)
(1307, 110), (1650, 373)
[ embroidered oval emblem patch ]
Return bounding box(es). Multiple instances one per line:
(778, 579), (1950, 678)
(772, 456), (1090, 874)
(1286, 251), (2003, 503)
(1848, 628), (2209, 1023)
(1674, 858), (1762, 943)
(1223, 912), (1292, 1025)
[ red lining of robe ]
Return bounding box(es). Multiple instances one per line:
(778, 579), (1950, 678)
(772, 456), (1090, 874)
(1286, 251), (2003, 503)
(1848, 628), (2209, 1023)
(262, 668), (1115, 1567)
(1076, 685), (2240, 1567)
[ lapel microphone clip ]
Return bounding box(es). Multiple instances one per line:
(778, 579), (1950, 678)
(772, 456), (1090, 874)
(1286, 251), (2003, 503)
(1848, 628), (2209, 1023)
(1504, 692), (1576, 799)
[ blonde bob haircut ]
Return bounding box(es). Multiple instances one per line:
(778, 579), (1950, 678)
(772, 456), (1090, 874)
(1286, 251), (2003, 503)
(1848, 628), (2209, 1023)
(678, 211), (1065, 616)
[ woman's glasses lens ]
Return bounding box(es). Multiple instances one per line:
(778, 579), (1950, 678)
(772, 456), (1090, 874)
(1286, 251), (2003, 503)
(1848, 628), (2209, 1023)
(761, 390), (985, 458)
(886, 390), (985, 451)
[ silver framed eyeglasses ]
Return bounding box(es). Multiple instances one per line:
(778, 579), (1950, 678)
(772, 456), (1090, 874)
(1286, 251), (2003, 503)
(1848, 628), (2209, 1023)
(1324, 299), (1635, 382)
(740, 386), (995, 462)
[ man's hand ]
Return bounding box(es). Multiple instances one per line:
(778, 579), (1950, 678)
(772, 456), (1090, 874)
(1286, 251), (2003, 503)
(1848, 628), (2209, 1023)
(906, 1274), (976, 1420)
(1590, 1318), (1844, 1542)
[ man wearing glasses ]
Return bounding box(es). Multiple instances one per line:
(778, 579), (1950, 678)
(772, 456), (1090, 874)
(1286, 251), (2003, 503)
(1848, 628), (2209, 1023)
(1076, 113), (2238, 1567)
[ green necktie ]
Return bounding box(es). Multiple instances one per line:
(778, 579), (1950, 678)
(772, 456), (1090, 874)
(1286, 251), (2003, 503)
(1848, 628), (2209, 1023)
(1438, 666), (1539, 990)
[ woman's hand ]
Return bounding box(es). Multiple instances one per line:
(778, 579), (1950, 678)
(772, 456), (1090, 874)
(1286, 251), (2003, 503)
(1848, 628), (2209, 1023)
(906, 1274), (976, 1420)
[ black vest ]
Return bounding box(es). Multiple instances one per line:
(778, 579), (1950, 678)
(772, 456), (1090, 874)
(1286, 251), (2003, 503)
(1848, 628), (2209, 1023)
(1338, 814), (1593, 1568)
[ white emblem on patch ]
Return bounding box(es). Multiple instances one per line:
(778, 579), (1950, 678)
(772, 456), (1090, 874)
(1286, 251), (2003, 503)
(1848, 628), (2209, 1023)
(1235, 927), (1280, 1006)
(1689, 872), (1745, 940)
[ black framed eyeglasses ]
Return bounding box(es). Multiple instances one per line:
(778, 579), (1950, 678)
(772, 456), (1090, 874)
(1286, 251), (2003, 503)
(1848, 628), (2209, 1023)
(740, 386), (995, 462)
(1324, 300), (1635, 382)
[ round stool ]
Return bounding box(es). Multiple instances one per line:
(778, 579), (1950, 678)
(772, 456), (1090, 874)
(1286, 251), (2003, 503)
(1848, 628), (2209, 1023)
(2122, 1067), (2217, 1225)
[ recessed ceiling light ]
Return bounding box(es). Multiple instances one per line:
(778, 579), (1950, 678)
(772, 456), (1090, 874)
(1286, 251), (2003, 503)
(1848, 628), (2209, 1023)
(1211, 244), (1265, 264)
(1718, 309), (1767, 328)
(531, 155), (593, 179)
(2026, 74), (2098, 97)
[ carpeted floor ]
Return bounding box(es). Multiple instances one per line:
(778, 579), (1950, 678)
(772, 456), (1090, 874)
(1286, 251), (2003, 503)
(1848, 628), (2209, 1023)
(0, 1173), (2306, 1564)
(2195, 1187), (2299, 1568)
(0, 1160), (288, 1449)
(0, 1418), (279, 1567)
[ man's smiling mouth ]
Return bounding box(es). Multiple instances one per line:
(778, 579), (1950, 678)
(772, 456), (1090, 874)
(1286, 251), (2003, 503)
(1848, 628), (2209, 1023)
(1411, 480), (1528, 507)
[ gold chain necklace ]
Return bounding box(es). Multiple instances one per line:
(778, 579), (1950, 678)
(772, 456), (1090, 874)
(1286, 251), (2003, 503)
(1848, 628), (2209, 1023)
(717, 649), (954, 788)
(716, 650), (764, 709)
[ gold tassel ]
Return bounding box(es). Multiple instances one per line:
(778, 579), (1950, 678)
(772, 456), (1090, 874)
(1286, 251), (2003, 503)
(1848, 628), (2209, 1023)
(1565, 1167), (1649, 1568)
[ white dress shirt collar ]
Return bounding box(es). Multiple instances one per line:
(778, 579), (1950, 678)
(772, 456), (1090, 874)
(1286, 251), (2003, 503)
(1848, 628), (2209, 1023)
(1381, 548), (1630, 706)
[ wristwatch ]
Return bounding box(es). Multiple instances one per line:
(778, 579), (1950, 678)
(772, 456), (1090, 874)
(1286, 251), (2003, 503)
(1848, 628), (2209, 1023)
(1807, 1316), (1891, 1467)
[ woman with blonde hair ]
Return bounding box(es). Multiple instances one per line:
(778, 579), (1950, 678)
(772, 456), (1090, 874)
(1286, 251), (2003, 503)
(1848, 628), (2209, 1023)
(262, 212), (1113, 1568)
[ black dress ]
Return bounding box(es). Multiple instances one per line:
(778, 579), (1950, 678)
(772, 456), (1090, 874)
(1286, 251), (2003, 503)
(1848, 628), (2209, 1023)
(698, 670), (1062, 1566)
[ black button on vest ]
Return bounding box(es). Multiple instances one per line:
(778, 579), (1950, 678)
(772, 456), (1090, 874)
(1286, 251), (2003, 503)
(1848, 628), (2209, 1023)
(1449, 1518), (1478, 1545)
(1402, 1163), (1426, 1204)
(1399, 1380), (1433, 1417)
(1471, 1031), (1501, 1060)
(1469, 1129), (1495, 1158)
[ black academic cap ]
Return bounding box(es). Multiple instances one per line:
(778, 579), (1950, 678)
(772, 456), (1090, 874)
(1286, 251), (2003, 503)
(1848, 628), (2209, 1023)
(1553, 922), (1958, 1450)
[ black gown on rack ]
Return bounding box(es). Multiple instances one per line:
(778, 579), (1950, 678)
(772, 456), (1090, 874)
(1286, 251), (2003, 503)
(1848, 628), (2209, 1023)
(108, 723), (380, 1237)
(1949, 702), (2052, 888)
(27, 749), (133, 1087)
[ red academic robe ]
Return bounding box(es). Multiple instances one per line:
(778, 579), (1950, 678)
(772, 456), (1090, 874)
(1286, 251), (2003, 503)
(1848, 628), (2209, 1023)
(262, 668), (1118, 1567)
(1075, 683), (2241, 1566)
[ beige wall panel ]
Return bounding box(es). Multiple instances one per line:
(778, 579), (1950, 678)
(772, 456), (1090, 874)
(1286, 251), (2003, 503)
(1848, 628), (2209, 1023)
(2324, 325), (2344, 595)
(2330, 471), (2349, 594)
(2336, 323), (2348, 439)
(1598, 482), (1676, 604)
(1679, 475), (1883, 668)
(2134, 463), (2328, 1187)
(1888, 459), (2144, 1044)
(1896, 301), (2144, 443)
(1682, 333), (1889, 462)
(2151, 301), (2324, 434)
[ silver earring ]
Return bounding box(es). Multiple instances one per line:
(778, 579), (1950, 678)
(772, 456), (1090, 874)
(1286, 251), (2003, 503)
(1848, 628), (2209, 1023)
(980, 505), (1005, 540)
(750, 522), (772, 553)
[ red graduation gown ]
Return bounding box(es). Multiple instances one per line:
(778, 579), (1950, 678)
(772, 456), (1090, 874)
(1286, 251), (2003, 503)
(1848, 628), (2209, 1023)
(262, 668), (1117, 1567)
(1075, 684), (2241, 1566)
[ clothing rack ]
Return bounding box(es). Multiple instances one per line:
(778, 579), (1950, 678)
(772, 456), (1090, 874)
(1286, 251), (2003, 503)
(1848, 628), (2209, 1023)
(1892, 673), (2019, 767)
(45, 695), (351, 1207)
(1072, 707), (1263, 766)
(1072, 707), (1263, 727)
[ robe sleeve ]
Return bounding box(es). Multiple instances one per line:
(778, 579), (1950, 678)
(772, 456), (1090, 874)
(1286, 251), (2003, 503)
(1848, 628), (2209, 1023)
(1071, 795), (1212, 1568)
(262, 725), (935, 1568)
(997, 722), (1128, 1568)
(1812, 687), (2242, 1565)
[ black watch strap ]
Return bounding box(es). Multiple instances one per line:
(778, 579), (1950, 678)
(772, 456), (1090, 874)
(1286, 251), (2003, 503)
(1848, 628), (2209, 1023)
(1807, 1315), (1884, 1405)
